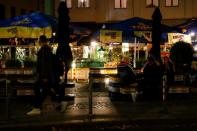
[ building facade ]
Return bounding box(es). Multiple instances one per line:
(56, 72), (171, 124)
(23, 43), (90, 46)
(1, 0), (197, 25)
(0, 0), (45, 20)
(53, 0), (197, 25)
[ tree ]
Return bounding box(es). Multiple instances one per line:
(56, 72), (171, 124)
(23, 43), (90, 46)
(56, 1), (73, 83)
(170, 41), (194, 74)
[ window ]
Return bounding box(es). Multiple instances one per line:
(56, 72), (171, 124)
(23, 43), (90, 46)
(10, 6), (16, 18)
(0, 4), (5, 20)
(165, 0), (179, 7)
(146, 0), (159, 7)
(66, 0), (72, 8)
(115, 0), (127, 9)
(78, 0), (90, 8)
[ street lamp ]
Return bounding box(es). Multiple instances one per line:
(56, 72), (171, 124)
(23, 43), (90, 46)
(52, 32), (56, 36)
(189, 31), (195, 37)
(91, 41), (97, 47)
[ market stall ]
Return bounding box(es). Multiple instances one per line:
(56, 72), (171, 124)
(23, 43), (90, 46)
(0, 12), (57, 96)
(66, 17), (181, 83)
(89, 17), (179, 68)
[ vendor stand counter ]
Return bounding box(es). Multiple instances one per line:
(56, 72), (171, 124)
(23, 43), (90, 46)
(67, 68), (89, 82)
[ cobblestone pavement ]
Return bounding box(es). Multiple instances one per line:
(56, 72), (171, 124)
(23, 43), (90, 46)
(1, 81), (197, 130)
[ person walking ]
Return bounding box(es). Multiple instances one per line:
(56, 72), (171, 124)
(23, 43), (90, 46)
(27, 35), (67, 116)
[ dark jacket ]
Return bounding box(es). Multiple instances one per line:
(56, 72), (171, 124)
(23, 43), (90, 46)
(36, 45), (55, 83)
(143, 61), (162, 88)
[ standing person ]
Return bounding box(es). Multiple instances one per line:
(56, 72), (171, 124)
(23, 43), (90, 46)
(142, 55), (162, 100)
(27, 35), (66, 116)
(162, 56), (174, 86)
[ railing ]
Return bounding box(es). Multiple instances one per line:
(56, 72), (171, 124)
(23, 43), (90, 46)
(0, 71), (36, 120)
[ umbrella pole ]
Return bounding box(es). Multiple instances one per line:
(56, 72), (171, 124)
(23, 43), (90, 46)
(133, 37), (137, 68)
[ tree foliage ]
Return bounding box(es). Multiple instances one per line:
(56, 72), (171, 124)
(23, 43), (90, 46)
(170, 41), (194, 74)
(170, 41), (194, 64)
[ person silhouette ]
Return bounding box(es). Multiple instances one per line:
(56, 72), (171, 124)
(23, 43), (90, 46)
(142, 55), (162, 100)
(162, 56), (174, 86)
(26, 35), (67, 115)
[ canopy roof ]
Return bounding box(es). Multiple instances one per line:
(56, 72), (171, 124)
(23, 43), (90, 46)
(177, 19), (197, 34)
(93, 17), (180, 43)
(0, 12), (57, 38)
(106, 17), (178, 32)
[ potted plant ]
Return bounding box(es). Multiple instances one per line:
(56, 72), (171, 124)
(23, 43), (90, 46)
(170, 41), (194, 74)
(170, 41), (194, 85)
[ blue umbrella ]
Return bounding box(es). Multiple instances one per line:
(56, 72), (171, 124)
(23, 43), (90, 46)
(0, 12), (56, 38)
(102, 17), (180, 43)
(177, 19), (197, 34)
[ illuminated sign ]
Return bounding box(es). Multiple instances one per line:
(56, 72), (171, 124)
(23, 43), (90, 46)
(100, 29), (122, 43)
